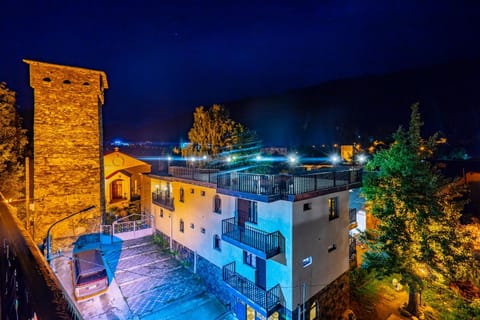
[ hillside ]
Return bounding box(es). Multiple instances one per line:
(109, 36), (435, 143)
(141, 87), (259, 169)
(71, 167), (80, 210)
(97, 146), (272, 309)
(226, 59), (480, 153)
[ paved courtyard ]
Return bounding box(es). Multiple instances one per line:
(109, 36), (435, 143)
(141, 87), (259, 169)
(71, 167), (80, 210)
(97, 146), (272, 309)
(53, 235), (235, 319)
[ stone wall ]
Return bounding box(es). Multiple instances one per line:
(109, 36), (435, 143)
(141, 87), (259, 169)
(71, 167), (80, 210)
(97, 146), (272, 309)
(293, 272), (350, 320)
(24, 60), (108, 244)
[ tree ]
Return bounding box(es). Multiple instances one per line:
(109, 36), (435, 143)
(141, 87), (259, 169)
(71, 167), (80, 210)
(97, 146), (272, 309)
(0, 82), (28, 202)
(361, 104), (477, 316)
(183, 104), (247, 158)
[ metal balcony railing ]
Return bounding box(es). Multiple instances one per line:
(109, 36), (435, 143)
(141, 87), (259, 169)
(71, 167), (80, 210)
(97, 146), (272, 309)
(0, 197), (82, 319)
(167, 166), (362, 199)
(222, 262), (281, 315)
(216, 168), (362, 198)
(152, 191), (174, 210)
(222, 218), (283, 259)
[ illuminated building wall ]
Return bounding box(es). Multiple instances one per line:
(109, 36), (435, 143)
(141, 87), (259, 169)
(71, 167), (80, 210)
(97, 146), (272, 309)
(24, 60), (108, 243)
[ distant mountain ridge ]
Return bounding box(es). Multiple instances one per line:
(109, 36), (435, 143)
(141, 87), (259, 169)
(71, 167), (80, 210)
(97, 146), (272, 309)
(112, 59), (480, 156)
(225, 59), (480, 153)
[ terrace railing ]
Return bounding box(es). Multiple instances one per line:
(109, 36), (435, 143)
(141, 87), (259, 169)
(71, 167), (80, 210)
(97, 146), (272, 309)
(222, 217), (283, 259)
(216, 168), (362, 198)
(168, 166), (219, 183)
(222, 262), (281, 315)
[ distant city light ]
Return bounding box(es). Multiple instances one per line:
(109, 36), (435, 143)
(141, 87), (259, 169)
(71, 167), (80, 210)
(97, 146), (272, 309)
(288, 155), (297, 164)
(167, 156), (172, 161)
(226, 156), (232, 162)
(191, 157), (196, 162)
(255, 155), (262, 161)
(202, 155), (207, 160)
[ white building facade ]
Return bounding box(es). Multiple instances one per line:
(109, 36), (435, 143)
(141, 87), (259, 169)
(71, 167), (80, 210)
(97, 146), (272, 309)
(141, 166), (362, 320)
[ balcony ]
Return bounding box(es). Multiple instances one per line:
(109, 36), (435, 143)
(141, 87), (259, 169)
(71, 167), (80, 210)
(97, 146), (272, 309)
(349, 208), (357, 229)
(222, 217), (284, 259)
(152, 191), (174, 211)
(222, 262), (282, 316)
(216, 168), (363, 201)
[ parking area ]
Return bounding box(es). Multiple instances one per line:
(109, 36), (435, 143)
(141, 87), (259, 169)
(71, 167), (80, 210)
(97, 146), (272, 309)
(53, 236), (233, 319)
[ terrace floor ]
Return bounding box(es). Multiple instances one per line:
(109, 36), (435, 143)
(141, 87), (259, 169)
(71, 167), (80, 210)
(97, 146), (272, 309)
(53, 236), (236, 319)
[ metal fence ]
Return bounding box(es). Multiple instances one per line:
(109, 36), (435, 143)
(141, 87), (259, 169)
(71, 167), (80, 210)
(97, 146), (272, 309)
(0, 198), (82, 320)
(222, 262), (281, 314)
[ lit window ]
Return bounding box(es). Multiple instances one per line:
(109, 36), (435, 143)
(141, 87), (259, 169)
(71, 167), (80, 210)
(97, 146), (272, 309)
(179, 219), (184, 233)
(303, 203), (312, 211)
(214, 195), (221, 214)
(179, 187), (184, 202)
(243, 251), (256, 268)
(328, 197), (339, 220)
(328, 244), (336, 252)
(309, 301), (317, 319)
(213, 234), (221, 251)
(302, 256), (312, 268)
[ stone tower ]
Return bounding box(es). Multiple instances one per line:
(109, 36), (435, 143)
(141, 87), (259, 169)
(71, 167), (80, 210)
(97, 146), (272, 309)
(23, 60), (108, 244)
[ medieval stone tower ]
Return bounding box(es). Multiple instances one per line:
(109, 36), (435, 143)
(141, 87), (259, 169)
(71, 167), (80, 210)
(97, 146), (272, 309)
(23, 60), (108, 243)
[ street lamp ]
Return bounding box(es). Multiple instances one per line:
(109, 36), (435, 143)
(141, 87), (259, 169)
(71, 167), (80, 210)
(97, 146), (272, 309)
(46, 205), (96, 263)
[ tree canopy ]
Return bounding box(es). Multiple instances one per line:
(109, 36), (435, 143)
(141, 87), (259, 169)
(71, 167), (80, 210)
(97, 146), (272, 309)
(361, 104), (478, 316)
(183, 104), (255, 158)
(0, 82), (28, 201)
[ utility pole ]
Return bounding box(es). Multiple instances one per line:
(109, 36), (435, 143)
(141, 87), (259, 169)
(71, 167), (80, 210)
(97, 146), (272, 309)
(25, 157), (30, 233)
(302, 282), (306, 320)
(46, 205), (96, 263)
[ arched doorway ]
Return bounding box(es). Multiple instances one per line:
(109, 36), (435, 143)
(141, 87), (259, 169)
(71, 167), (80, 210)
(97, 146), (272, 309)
(111, 179), (124, 202)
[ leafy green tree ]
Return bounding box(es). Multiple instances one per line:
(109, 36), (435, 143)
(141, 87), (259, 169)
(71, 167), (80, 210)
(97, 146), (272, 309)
(0, 82), (28, 201)
(361, 104), (477, 316)
(183, 104), (247, 158)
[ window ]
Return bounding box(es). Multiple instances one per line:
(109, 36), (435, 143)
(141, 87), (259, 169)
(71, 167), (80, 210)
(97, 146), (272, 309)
(303, 202), (312, 211)
(302, 256), (312, 268)
(214, 195), (222, 214)
(179, 219), (184, 233)
(179, 187), (184, 202)
(213, 234), (221, 251)
(328, 197), (339, 220)
(190, 188), (195, 194)
(328, 244), (336, 252)
(201, 227), (206, 234)
(160, 209), (163, 218)
(309, 301), (317, 320)
(243, 251), (256, 268)
(190, 223), (194, 229)
(200, 190), (206, 197)
(248, 201), (258, 224)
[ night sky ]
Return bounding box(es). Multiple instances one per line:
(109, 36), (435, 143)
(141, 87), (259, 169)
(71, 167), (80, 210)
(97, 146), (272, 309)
(1, 1), (480, 145)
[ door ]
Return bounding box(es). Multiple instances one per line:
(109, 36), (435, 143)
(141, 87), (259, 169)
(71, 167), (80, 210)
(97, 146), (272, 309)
(111, 180), (123, 201)
(237, 199), (249, 227)
(235, 301), (246, 320)
(255, 257), (266, 290)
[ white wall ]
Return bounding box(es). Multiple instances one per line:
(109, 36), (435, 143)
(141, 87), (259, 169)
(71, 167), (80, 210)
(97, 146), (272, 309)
(291, 190), (350, 308)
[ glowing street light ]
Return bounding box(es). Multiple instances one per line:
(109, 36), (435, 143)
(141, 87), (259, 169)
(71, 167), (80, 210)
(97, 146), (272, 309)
(357, 154), (366, 165)
(330, 155), (340, 165)
(288, 155), (297, 165)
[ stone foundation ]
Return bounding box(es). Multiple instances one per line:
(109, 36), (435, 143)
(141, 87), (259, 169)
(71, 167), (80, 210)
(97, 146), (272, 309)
(292, 272), (350, 320)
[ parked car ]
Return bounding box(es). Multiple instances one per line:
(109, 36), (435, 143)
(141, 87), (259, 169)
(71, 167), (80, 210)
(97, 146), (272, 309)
(72, 249), (109, 299)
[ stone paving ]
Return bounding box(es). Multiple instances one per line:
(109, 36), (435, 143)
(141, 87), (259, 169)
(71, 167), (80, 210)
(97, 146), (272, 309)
(52, 235), (236, 319)
(102, 236), (235, 319)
